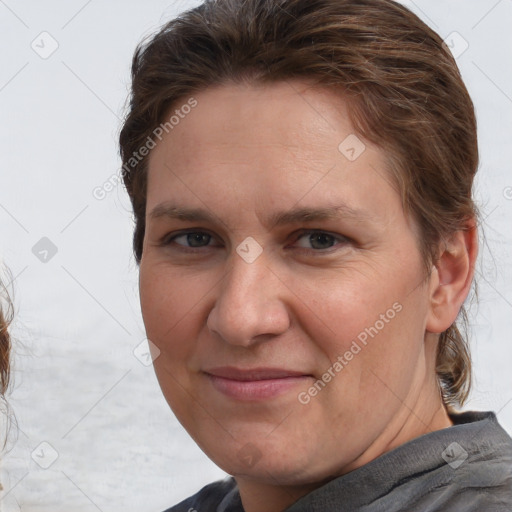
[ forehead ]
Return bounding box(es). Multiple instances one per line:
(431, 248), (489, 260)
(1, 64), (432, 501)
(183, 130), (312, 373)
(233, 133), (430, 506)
(157, 80), (354, 160)
(145, 80), (402, 227)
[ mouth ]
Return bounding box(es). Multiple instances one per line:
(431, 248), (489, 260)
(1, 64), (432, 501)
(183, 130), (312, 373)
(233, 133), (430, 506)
(203, 367), (314, 401)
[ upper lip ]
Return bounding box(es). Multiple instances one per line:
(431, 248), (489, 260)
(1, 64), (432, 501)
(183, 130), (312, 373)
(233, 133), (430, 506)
(204, 367), (311, 381)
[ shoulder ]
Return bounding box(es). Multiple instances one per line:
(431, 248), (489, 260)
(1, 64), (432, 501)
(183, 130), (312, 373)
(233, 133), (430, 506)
(161, 477), (239, 512)
(405, 410), (512, 511)
(448, 409), (512, 462)
(445, 410), (512, 508)
(284, 410), (512, 512)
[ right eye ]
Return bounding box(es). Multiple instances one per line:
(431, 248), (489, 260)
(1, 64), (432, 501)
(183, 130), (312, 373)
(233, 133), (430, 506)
(160, 230), (222, 253)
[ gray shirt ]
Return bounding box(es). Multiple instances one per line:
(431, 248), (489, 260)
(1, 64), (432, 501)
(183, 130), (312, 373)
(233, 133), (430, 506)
(164, 410), (512, 511)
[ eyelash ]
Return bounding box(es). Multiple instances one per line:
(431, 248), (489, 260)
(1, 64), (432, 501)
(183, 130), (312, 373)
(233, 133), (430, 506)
(160, 229), (350, 254)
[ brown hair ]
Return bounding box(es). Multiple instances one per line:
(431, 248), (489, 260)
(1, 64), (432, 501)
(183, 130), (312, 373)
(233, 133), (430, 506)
(0, 274), (14, 452)
(119, 0), (478, 411)
(1, 279), (12, 399)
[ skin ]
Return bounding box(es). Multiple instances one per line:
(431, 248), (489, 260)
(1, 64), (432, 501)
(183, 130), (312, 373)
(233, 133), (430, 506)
(139, 80), (477, 512)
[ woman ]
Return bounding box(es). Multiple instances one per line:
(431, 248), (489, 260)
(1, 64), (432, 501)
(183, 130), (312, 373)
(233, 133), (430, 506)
(119, 0), (512, 510)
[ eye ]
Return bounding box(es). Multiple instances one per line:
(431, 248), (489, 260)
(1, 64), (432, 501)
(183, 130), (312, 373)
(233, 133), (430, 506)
(160, 229), (350, 254)
(162, 230), (220, 251)
(292, 230), (349, 251)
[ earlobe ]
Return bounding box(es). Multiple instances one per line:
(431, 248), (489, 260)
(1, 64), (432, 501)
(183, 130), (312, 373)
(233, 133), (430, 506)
(426, 221), (478, 334)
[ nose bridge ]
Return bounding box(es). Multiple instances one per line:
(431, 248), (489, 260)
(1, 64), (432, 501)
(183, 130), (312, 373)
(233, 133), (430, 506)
(207, 250), (289, 345)
(221, 251), (273, 320)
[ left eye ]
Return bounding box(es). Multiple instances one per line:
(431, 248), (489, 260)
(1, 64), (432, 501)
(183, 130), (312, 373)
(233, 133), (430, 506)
(293, 230), (347, 250)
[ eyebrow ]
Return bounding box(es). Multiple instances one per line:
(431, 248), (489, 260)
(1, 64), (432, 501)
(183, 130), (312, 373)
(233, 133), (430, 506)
(149, 201), (373, 230)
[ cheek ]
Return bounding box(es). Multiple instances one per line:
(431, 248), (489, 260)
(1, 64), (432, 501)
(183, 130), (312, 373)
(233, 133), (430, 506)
(299, 273), (396, 351)
(304, 262), (428, 373)
(139, 262), (206, 359)
(139, 262), (210, 421)
(302, 278), (430, 443)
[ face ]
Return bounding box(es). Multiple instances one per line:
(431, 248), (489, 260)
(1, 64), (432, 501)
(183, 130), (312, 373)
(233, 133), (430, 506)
(140, 80), (438, 486)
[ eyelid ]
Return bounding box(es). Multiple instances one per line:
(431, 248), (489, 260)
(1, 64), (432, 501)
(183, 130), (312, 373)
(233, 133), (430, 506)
(290, 229), (350, 251)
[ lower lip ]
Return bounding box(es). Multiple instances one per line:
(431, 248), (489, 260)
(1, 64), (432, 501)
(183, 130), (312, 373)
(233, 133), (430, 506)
(206, 374), (311, 401)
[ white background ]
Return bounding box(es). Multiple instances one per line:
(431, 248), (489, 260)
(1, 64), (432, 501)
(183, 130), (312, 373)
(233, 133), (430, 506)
(0, 0), (511, 510)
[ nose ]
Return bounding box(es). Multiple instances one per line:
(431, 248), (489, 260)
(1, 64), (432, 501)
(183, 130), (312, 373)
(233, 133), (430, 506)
(206, 249), (290, 347)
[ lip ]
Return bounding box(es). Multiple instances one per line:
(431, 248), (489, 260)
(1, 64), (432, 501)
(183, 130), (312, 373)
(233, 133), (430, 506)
(203, 366), (313, 401)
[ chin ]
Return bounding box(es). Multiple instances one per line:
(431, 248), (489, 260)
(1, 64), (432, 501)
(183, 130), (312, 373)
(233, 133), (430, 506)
(205, 436), (337, 487)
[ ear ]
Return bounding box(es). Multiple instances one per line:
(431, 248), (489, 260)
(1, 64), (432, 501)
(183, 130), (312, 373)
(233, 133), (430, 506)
(426, 219), (478, 334)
